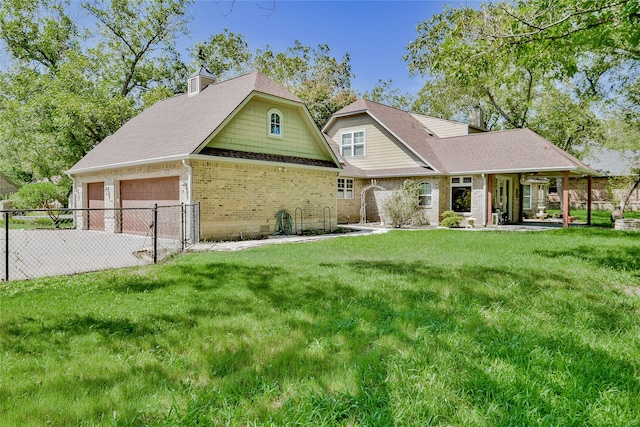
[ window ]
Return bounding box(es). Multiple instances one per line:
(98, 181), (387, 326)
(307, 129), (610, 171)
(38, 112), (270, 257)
(337, 178), (354, 199)
(523, 184), (532, 210)
(418, 182), (432, 207)
(451, 176), (472, 213)
(268, 108), (283, 137)
(341, 131), (365, 157)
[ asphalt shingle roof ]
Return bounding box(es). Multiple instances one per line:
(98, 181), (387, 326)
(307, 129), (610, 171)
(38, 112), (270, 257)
(329, 99), (444, 171)
(427, 128), (595, 174)
(69, 71), (303, 173)
(328, 99), (598, 177)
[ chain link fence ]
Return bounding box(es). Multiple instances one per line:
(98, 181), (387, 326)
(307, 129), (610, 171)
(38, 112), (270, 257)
(1, 203), (199, 282)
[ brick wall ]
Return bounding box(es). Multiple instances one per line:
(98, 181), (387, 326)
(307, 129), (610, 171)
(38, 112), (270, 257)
(337, 176), (444, 226)
(73, 160), (338, 240)
(561, 177), (640, 211)
(192, 160), (338, 240)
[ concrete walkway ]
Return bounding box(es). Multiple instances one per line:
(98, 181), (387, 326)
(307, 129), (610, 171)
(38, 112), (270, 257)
(188, 226), (390, 252)
(186, 222), (569, 253)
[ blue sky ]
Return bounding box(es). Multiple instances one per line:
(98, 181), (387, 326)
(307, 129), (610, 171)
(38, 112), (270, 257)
(184, 0), (481, 95)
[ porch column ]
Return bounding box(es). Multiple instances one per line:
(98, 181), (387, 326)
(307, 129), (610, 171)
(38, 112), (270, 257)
(486, 174), (493, 226)
(587, 175), (592, 225)
(563, 171), (570, 228)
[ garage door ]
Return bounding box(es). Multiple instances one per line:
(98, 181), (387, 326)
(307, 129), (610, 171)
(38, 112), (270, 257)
(120, 177), (180, 235)
(87, 182), (104, 231)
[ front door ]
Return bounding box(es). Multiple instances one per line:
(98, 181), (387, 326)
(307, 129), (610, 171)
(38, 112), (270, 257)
(495, 176), (512, 222)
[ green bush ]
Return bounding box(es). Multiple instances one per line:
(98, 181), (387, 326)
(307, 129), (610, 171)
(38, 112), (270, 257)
(382, 180), (430, 228)
(440, 210), (462, 228)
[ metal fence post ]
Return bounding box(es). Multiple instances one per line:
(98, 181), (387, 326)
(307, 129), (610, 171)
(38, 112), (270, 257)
(181, 203), (185, 251)
(4, 211), (8, 282)
(153, 204), (158, 264)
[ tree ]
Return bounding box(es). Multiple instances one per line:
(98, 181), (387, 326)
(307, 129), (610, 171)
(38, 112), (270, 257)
(477, 0), (640, 145)
(0, 0), (192, 185)
(11, 181), (69, 228)
(363, 79), (414, 111)
(405, 1), (639, 153)
(195, 37), (358, 128)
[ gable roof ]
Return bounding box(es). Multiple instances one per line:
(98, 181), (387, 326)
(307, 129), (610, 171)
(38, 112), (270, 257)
(326, 99), (599, 177)
(69, 71), (338, 173)
(325, 99), (444, 172)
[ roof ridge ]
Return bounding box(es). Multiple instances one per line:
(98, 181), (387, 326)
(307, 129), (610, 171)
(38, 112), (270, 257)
(433, 127), (527, 141)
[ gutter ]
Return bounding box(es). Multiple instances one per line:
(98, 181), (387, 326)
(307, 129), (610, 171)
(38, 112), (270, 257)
(68, 153), (342, 176)
(67, 154), (190, 175)
(447, 166), (601, 176)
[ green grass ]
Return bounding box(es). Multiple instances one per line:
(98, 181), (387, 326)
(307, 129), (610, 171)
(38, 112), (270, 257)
(0, 215), (74, 230)
(2, 228), (640, 425)
(547, 208), (640, 227)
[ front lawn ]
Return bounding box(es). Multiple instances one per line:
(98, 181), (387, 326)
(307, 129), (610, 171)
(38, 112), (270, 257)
(547, 208), (640, 227)
(1, 228), (640, 425)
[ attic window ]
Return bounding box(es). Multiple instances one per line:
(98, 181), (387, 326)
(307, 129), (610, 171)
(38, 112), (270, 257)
(268, 108), (283, 137)
(341, 130), (365, 157)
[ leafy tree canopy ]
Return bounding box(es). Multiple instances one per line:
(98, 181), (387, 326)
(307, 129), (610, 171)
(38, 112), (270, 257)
(0, 0), (192, 185)
(405, 0), (640, 155)
(193, 34), (358, 128)
(0, 4), (360, 184)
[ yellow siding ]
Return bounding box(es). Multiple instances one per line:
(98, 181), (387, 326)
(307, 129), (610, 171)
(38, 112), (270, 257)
(208, 98), (329, 161)
(410, 114), (470, 138)
(326, 116), (422, 170)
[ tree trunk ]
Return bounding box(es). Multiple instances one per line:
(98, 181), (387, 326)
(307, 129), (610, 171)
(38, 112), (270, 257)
(620, 174), (640, 212)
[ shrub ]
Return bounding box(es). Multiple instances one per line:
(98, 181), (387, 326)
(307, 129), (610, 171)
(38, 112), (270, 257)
(440, 210), (462, 228)
(382, 180), (430, 228)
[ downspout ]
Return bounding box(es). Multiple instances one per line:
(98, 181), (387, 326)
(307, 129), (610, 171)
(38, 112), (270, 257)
(182, 159), (192, 203)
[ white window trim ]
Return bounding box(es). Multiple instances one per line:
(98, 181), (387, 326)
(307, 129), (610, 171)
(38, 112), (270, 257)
(450, 176), (473, 213)
(340, 130), (366, 157)
(418, 181), (433, 208)
(523, 184), (532, 210)
(337, 178), (354, 199)
(268, 108), (283, 138)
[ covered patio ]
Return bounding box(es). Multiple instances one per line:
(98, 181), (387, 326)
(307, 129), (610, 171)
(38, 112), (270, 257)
(484, 171), (599, 229)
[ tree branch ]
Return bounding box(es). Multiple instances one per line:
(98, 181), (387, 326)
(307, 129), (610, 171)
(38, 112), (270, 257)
(482, 87), (522, 128)
(483, 0), (629, 41)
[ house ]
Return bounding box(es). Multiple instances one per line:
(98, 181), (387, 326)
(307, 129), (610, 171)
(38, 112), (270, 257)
(323, 99), (599, 227)
(562, 147), (640, 211)
(68, 70), (341, 240)
(0, 172), (19, 200)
